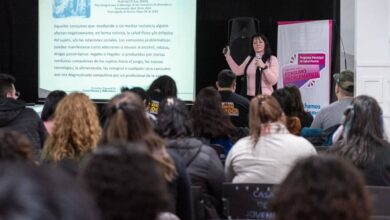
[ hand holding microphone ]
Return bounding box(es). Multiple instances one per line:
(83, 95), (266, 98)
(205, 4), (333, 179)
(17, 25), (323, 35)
(255, 56), (268, 70)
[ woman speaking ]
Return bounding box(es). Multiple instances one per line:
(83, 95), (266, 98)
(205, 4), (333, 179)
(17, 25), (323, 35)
(224, 34), (279, 98)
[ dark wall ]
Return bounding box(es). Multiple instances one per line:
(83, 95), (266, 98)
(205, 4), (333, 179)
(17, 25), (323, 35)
(0, 0), (339, 103)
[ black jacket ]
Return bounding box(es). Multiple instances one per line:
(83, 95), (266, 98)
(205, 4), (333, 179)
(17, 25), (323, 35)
(166, 137), (224, 218)
(361, 144), (390, 186)
(219, 90), (250, 128)
(0, 98), (47, 155)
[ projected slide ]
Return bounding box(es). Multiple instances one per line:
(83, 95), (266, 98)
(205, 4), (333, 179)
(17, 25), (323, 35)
(39, 0), (196, 100)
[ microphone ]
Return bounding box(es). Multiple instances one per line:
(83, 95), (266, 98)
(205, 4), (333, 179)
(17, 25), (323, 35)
(255, 54), (262, 71)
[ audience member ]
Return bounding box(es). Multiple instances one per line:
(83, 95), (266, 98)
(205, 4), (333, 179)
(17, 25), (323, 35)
(157, 97), (224, 219)
(147, 75), (178, 115)
(311, 70), (354, 130)
(0, 162), (100, 220)
(100, 92), (193, 220)
(41, 92), (101, 174)
(191, 86), (235, 154)
(285, 85), (313, 128)
(271, 155), (371, 220)
(80, 142), (174, 220)
(216, 69), (250, 128)
(272, 88), (301, 135)
(124, 87), (157, 123)
(331, 95), (390, 186)
(0, 130), (33, 162)
(41, 90), (67, 134)
(225, 95), (316, 183)
(0, 73), (47, 156)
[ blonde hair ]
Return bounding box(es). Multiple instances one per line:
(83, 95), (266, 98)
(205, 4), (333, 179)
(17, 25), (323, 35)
(249, 95), (285, 144)
(42, 92), (101, 162)
(101, 92), (176, 181)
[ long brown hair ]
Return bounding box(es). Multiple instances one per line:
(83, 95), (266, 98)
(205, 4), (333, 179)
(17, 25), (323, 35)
(249, 95), (285, 144)
(42, 92), (101, 161)
(191, 86), (235, 138)
(100, 92), (176, 181)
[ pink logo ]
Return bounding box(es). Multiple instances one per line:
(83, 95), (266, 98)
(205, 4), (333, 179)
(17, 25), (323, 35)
(298, 53), (326, 70)
(282, 64), (320, 88)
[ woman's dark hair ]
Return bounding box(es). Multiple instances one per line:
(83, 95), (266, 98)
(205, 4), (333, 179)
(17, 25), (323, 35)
(285, 85), (306, 115)
(249, 34), (272, 63)
(271, 155), (371, 220)
(100, 92), (176, 181)
(147, 75), (177, 98)
(272, 88), (295, 117)
(0, 73), (15, 99)
(0, 163), (100, 220)
(191, 86), (235, 138)
(156, 98), (192, 138)
(331, 95), (387, 166)
(80, 142), (170, 220)
(41, 90), (67, 121)
(0, 130), (33, 161)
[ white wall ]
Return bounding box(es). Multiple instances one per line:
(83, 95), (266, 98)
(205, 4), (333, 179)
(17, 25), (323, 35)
(340, 0), (355, 71)
(355, 0), (390, 136)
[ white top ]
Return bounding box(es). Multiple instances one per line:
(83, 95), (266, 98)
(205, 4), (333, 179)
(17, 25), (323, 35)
(225, 123), (317, 184)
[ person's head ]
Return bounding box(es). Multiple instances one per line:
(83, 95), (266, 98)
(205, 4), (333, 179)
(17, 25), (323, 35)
(272, 88), (295, 117)
(129, 87), (152, 108)
(249, 95), (286, 143)
(0, 163), (100, 220)
(271, 155), (371, 220)
(156, 98), (192, 139)
(332, 95), (385, 166)
(216, 69), (236, 91)
(0, 130), (33, 162)
(334, 70), (354, 98)
(148, 75), (177, 98)
(80, 142), (170, 220)
(43, 92), (101, 161)
(191, 86), (234, 138)
(285, 85), (305, 114)
(0, 73), (18, 99)
(41, 90), (67, 121)
(101, 92), (175, 181)
(101, 92), (152, 143)
(250, 34), (272, 61)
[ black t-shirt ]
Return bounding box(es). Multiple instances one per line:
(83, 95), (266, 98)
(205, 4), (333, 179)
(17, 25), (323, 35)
(219, 91), (250, 128)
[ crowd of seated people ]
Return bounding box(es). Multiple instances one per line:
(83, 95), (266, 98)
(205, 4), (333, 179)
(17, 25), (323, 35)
(0, 70), (388, 220)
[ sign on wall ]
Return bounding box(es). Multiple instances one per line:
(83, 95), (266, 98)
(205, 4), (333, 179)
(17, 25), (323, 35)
(277, 20), (333, 116)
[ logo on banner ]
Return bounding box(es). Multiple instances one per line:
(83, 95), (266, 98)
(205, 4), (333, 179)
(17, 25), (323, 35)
(282, 53), (325, 88)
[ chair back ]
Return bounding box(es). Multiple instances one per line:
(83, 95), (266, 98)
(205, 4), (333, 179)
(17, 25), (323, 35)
(222, 183), (275, 219)
(367, 186), (390, 218)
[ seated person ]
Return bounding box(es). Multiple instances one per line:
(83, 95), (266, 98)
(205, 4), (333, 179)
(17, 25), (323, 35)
(0, 130), (33, 162)
(80, 142), (175, 220)
(271, 155), (371, 220)
(0, 162), (99, 220)
(331, 95), (390, 186)
(272, 88), (301, 135)
(41, 90), (67, 134)
(311, 70), (354, 130)
(225, 95), (316, 184)
(191, 87), (235, 155)
(216, 69), (250, 128)
(146, 75), (177, 115)
(157, 97), (224, 219)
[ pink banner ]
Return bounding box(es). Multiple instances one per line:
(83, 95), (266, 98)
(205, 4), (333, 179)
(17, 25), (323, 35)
(282, 64), (320, 87)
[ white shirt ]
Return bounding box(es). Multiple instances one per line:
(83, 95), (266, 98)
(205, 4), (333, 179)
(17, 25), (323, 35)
(225, 123), (317, 184)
